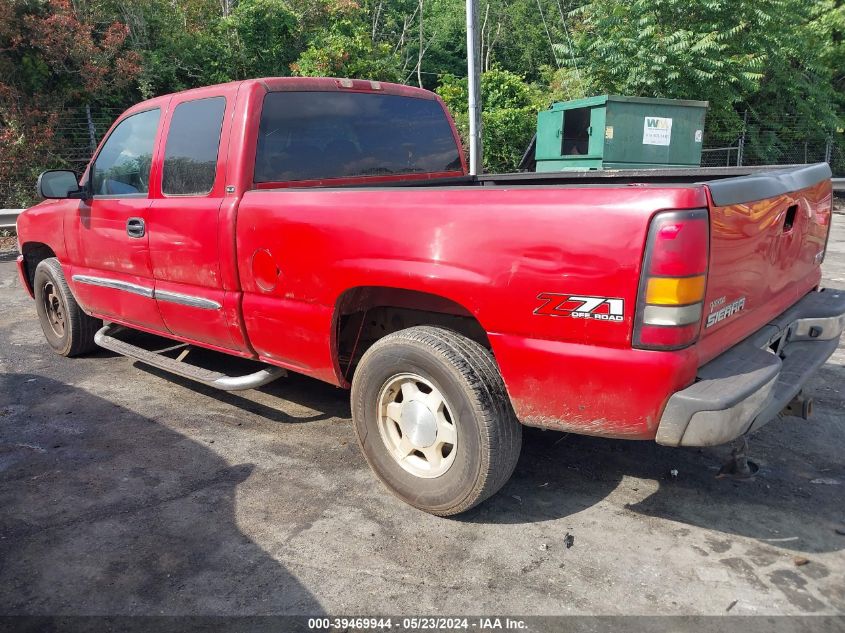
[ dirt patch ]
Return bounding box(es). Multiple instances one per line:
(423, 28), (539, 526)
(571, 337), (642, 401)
(0, 235), (17, 253)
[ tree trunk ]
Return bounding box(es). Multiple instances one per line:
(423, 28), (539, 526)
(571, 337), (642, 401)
(417, 0), (425, 88)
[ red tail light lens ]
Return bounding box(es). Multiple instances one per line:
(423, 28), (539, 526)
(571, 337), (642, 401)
(634, 209), (710, 351)
(636, 323), (700, 349)
(646, 213), (709, 276)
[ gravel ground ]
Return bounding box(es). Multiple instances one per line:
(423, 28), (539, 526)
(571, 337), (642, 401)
(0, 236), (16, 252)
(0, 215), (843, 620)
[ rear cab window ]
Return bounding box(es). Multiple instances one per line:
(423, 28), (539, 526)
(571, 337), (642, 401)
(254, 91), (463, 184)
(162, 96), (226, 196)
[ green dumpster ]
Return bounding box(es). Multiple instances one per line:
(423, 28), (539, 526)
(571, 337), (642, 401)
(535, 95), (709, 171)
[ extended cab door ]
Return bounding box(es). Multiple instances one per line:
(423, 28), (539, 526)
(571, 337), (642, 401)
(147, 85), (251, 353)
(66, 105), (169, 332)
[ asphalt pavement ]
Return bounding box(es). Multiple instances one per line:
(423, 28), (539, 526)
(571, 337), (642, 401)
(0, 219), (843, 617)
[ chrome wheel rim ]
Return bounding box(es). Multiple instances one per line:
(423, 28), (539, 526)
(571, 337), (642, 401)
(42, 281), (65, 338)
(377, 373), (458, 479)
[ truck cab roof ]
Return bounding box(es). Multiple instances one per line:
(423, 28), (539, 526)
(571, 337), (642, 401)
(124, 77), (439, 118)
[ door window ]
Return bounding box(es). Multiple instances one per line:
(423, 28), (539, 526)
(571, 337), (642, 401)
(92, 109), (160, 197)
(162, 97), (226, 196)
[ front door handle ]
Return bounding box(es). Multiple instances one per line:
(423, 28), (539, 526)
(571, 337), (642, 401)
(127, 217), (145, 238)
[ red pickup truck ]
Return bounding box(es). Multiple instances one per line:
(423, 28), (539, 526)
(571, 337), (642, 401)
(16, 77), (845, 515)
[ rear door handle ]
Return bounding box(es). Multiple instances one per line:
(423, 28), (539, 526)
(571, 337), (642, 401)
(127, 217), (145, 238)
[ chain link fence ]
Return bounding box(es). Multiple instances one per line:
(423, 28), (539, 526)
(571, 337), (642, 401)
(0, 105), (123, 210)
(701, 111), (843, 176)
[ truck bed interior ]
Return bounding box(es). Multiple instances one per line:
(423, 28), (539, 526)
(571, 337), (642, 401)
(271, 163), (831, 208)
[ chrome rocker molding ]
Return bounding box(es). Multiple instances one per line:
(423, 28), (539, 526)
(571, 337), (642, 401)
(72, 275), (221, 310)
(94, 324), (285, 392)
(71, 274), (153, 299)
(155, 289), (222, 311)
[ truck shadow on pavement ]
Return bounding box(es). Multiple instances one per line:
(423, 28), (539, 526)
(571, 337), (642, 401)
(0, 373), (324, 615)
(110, 330), (351, 425)
(25, 330), (842, 563)
(133, 350), (844, 555)
(134, 349), (843, 555)
(464, 362), (845, 554)
(136, 363), (351, 425)
(470, 426), (842, 554)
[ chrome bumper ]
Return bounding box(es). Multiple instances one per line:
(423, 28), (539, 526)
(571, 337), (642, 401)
(656, 288), (845, 447)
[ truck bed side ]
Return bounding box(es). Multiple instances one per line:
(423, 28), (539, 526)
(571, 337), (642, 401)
(235, 184), (708, 437)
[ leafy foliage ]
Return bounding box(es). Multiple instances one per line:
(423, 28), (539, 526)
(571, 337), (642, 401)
(292, 17), (402, 80)
(1, 0), (843, 203)
(0, 0), (140, 205)
(226, 0), (301, 79)
(439, 69), (537, 172)
(563, 0), (843, 141)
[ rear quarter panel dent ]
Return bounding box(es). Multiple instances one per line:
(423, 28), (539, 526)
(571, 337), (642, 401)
(236, 186), (707, 353)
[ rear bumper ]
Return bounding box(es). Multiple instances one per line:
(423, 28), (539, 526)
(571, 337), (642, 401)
(655, 288), (845, 447)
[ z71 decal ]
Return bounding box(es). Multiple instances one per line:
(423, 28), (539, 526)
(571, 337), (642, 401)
(534, 293), (625, 322)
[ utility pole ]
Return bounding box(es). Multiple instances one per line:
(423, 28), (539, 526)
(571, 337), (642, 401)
(465, 0), (483, 174)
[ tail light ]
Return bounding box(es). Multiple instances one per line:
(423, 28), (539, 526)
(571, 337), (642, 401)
(634, 209), (709, 350)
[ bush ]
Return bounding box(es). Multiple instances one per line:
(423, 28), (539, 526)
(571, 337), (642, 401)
(291, 19), (401, 82)
(438, 69), (538, 173)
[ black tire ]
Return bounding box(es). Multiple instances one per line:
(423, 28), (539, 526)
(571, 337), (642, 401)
(33, 258), (101, 357)
(351, 326), (522, 516)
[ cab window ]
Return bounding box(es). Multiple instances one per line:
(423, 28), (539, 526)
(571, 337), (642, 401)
(92, 109), (160, 197)
(254, 92), (462, 183)
(162, 97), (226, 196)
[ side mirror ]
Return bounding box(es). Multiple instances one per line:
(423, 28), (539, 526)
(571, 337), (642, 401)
(37, 170), (88, 200)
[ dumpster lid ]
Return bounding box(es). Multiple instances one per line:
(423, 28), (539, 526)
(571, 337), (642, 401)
(549, 95), (709, 111)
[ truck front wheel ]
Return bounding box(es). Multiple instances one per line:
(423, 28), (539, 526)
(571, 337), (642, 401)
(351, 326), (522, 516)
(33, 258), (101, 357)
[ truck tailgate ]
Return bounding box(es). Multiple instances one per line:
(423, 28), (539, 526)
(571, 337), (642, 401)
(697, 163), (833, 364)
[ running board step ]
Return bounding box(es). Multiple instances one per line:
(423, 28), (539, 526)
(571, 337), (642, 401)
(94, 325), (285, 391)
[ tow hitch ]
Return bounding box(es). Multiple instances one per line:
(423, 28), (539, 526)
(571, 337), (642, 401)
(716, 392), (815, 481)
(717, 436), (759, 480)
(782, 391), (814, 420)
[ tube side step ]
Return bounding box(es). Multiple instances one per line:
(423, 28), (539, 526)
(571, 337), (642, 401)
(94, 324), (285, 391)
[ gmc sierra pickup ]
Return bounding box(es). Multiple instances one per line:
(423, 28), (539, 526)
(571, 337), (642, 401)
(16, 77), (845, 515)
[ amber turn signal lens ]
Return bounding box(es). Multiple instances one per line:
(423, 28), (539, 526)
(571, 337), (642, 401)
(645, 275), (706, 306)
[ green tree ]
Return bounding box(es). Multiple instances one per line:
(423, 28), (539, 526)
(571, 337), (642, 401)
(4, 0), (843, 198)
(563, 0), (842, 144)
(225, 0), (301, 79)
(439, 68), (538, 172)
(102, 0), (233, 98)
(392, 0), (575, 88)
(292, 17), (402, 80)
(0, 0), (140, 206)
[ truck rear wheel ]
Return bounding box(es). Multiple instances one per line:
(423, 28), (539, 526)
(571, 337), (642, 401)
(34, 258), (101, 357)
(351, 326), (522, 516)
